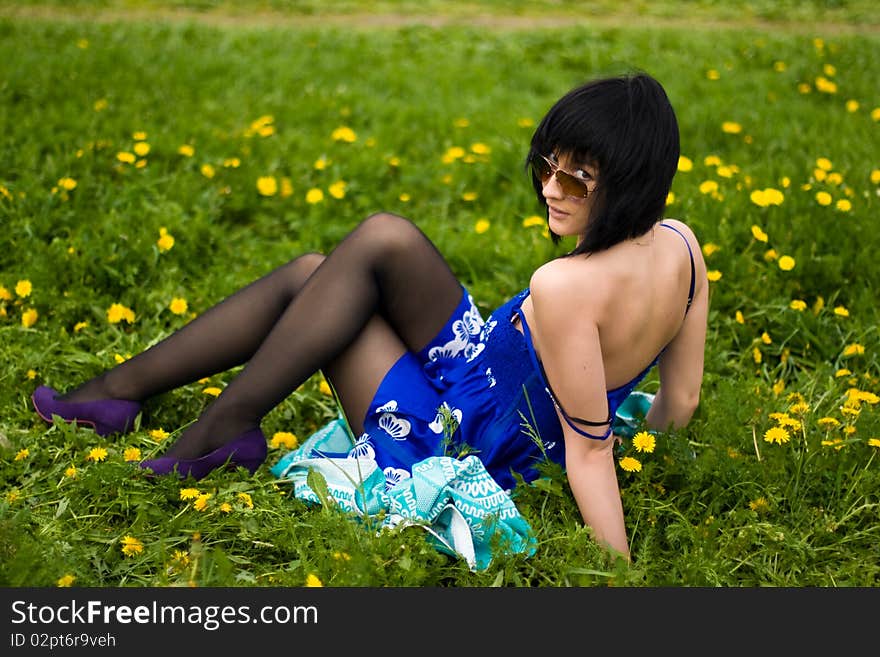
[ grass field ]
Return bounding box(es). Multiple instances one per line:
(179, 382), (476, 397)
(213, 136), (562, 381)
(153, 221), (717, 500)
(1, 1), (879, 587)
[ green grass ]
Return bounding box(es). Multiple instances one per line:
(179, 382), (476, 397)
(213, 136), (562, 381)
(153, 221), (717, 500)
(1, 2), (879, 587)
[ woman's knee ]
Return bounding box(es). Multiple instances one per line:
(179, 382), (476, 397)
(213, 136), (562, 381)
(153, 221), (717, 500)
(357, 211), (426, 253)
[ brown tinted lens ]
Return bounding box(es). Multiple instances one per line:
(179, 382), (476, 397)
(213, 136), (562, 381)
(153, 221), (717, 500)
(530, 154), (553, 183)
(555, 170), (589, 198)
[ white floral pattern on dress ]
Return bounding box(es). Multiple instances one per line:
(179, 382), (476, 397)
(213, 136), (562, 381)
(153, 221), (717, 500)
(378, 412), (412, 440)
(348, 433), (376, 460)
(383, 466), (411, 490)
(428, 402), (463, 435)
(428, 294), (486, 362)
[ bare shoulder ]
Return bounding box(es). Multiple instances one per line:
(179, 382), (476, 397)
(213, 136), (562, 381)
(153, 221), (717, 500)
(660, 218), (701, 245)
(529, 256), (610, 317)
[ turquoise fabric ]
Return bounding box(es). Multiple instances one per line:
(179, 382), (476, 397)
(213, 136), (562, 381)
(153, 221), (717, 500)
(269, 416), (537, 571)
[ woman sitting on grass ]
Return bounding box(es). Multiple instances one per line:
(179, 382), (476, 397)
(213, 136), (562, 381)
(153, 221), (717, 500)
(32, 70), (708, 561)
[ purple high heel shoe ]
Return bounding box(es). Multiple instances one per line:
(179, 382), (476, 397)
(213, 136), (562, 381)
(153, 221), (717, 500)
(138, 428), (268, 481)
(32, 385), (142, 437)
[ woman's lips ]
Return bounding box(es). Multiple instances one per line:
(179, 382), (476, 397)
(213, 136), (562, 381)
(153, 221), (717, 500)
(548, 205), (568, 221)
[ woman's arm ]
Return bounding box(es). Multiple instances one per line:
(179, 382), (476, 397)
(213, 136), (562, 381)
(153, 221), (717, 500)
(528, 261), (631, 560)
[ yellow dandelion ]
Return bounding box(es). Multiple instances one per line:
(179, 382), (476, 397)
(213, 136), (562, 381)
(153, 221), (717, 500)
(270, 431), (298, 449)
(833, 305), (849, 317)
(843, 343), (865, 357)
(665, 191), (675, 206)
(133, 142), (150, 157)
(790, 300), (807, 311)
(106, 303), (135, 324)
(735, 310), (745, 324)
(305, 188), (324, 204)
(834, 368), (851, 378)
(522, 215), (544, 228)
(721, 121), (742, 134)
(328, 180), (347, 199)
(56, 574), (76, 587)
(319, 379), (333, 396)
(474, 218), (490, 234)
(256, 176), (278, 197)
(305, 573), (323, 587)
(470, 142), (491, 155)
(749, 497), (769, 512)
(14, 448), (29, 461)
(761, 331), (772, 345)
(706, 69), (720, 80)
(281, 177), (293, 197)
(677, 155), (693, 172)
(157, 227), (175, 252)
(772, 379), (785, 396)
(73, 321), (88, 332)
(707, 270), (722, 282)
(86, 447), (108, 462)
(868, 438), (880, 448)
(750, 225), (768, 242)
(64, 466), (77, 478)
(6, 490), (21, 504)
(815, 191), (832, 206)
(836, 199), (852, 212)
(872, 109), (880, 123)
(778, 255), (795, 271)
(331, 126), (357, 143)
(702, 243), (720, 257)
(178, 144), (195, 157)
(179, 487), (201, 500)
(699, 180), (718, 195)
(223, 157), (241, 168)
(237, 492), (254, 509)
(15, 280), (32, 298)
(117, 151), (136, 164)
(168, 298), (188, 316)
(219, 502), (233, 513)
(753, 347), (762, 364)
(632, 431), (656, 453)
(764, 248), (778, 262)
(120, 535), (143, 557)
(58, 177), (78, 191)
(123, 447), (141, 462)
(200, 163), (215, 178)
(763, 426), (790, 445)
(193, 493), (211, 511)
(618, 456), (642, 472)
(150, 428), (169, 441)
(817, 417), (841, 430)
(26, 369), (37, 380)
(21, 308), (38, 328)
(0, 285), (10, 300)
(202, 386), (222, 397)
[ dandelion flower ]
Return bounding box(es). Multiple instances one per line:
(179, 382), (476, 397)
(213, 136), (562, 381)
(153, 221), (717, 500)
(58, 177), (77, 191)
(106, 303), (135, 324)
(21, 308), (38, 328)
(735, 310), (745, 324)
(470, 142), (491, 155)
(157, 227), (175, 252)
(237, 492), (254, 509)
(169, 297), (188, 315)
(475, 218), (490, 234)
(15, 280), (32, 298)
(331, 126), (357, 143)
(836, 199), (852, 212)
(699, 180), (718, 195)
(522, 215), (544, 228)
(150, 428), (169, 441)
(749, 497), (769, 512)
(73, 321), (88, 332)
(64, 466), (77, 478)
(778, 256), (795, 271)
(133, 142), (150, 157)
(179, 488), (201, 501)
(256, 176), (278, 197)
(817, 417), (841, 430)
(86, 447), (108, 462)
(702, 243), (720, 257)
(56, 574), (76, 587)
(305, 573), (323, 587)
(271, 431), (298, 449)
(305, 188), (324, 204)
(707, 270), (722, 282)
(319, 379), (333, 396)
(618, 456), (642, 472)
(815, 191), (832, 206)
(219, 502), (232, 513)
(202, 386), (222, 397)
(14, 448), (29, 461)
(843, 343), (865, 357)
(632, 431), (656, 453)
(750, 225), (769, 242)
(868, 438), (880, 449)
(833, 306), (849, 317)
(178, 144), (195, 157)
(328, 180), (347, 199)
(677, 155), (693, 172)
(763, 426), (790, 445)
(117, 151), (136, 164)
(789, 300), (807, 311)
(761, 331), (772, 345)
(722, 121), (742, 134)
(123, 447), (141, 462)
(193, 494), (211, 511)
(121, 535), (143, 557)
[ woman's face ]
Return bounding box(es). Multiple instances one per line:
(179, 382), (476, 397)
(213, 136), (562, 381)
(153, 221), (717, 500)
(535, 151), (598, 242)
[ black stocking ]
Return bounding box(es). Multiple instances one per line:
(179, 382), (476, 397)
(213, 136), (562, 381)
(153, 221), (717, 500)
(61, 213), (464, 459)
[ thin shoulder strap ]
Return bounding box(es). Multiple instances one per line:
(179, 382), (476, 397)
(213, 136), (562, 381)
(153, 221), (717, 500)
(515, 305), (613, 441)
(660, 222), (695, 313)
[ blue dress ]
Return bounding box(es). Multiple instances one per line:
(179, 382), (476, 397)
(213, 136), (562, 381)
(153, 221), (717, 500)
(352, 222), (696, 491)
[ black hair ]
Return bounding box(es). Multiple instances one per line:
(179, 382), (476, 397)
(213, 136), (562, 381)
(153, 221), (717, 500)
(527, 71), (680, 255)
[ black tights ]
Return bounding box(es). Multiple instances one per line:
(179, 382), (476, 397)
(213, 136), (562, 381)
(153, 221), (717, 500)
(60, 213), (464, 459)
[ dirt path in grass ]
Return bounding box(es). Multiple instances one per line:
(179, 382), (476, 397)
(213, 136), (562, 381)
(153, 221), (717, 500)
(1, 4), (878, 36)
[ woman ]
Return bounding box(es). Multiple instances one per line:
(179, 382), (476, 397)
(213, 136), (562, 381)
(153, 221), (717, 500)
(32, 71), (708, 561)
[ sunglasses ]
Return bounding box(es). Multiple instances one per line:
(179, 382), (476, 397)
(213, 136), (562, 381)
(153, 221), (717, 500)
(530, 153), (593, 199)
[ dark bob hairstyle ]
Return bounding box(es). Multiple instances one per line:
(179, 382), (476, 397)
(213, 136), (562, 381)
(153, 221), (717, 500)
(527, 71), (680, 256)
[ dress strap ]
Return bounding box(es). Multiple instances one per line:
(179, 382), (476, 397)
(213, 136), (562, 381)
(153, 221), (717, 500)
(514, 303), (613, 441)
(659, 222), (695, 314)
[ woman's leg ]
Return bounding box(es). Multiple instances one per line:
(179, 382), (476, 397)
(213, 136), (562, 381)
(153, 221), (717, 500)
(150, 212), (464, 460)
(59, 252), (328, 403)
